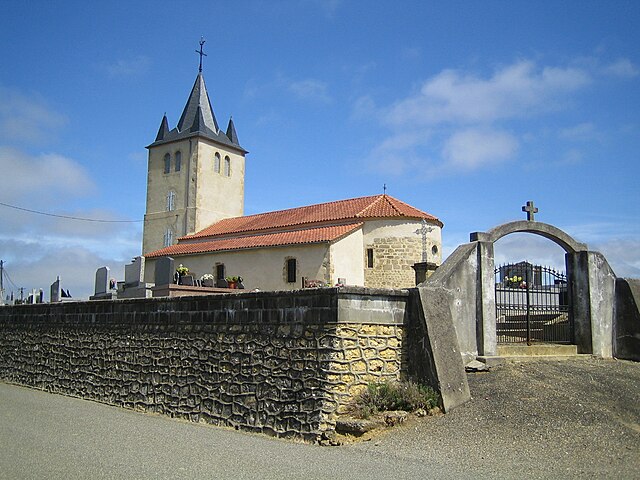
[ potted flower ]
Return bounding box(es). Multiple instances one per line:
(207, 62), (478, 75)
(176, 264), (190, 284)
(225, 276), (242, 289)
(200, 273), (214, 287)
(506, 275), (523, 288)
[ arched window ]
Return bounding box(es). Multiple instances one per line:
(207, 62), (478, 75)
(166, 190), (176, 211)
(224, 156), (231, 177)
(163, 228), (174, 247)
(214, 152), (221, 173)
(163, 153), (171, 174)
(175, 151), (182, 172)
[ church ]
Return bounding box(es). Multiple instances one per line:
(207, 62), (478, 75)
(142, 45), (443, 291)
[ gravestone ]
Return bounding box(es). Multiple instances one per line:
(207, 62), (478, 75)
(154, 257), (175, 286)
(50, 276), (61, 302)
(119, 256), (154, 299)
(125, 257), (145, 285)
(95, 267), (110, 295)
(90, 267), (117, 300)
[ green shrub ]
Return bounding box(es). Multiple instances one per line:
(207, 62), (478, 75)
(348, 380), (440, 418)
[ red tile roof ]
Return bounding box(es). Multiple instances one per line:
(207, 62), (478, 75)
(183, 194), (442, 241)
(146, 222), (363, 258)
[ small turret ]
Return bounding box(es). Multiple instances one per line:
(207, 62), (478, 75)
(226, 117), (240, 145)
(155, 114), (170, 141)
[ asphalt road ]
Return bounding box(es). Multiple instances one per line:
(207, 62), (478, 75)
(1, 357), (638, 479)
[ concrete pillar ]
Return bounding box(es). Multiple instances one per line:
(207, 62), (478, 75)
(412, 262), (438, 286)
(567, 251), (615, 357)
(476, 241), (496, 356)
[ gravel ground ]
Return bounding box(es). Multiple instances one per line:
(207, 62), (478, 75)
(348, 356), (640, 479)
(1, 357), (638, 479)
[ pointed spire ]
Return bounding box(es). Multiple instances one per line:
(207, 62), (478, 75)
(155, 114), (170, 141)
(190, 106), (205, 133)
(177, 73), (219, 134)
(226, 116), (240, 145)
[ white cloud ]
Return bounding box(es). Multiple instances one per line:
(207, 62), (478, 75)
(0, 239), (137, 302)
(442, 128), (518, 170)
(494, 234), (567, 271)
(0, 86), (67, 144)
(557, 149), (583, 166)
(360, 59), (595, 177)
(0, 147), (94, 203)
(385, 60), (590, 127)
(593, 238), (640, 277)
(288, 79), (332, 103)
(602, 58), (639, 78)
(305, 0), (342, 18)
(244, 74), (332, 104)
(559, 122), (597, 141)
(100, 55), (151, 78)
(351, 95), (377, 120)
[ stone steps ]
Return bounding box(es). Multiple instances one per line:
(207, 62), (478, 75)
(476, 344), (587, 367)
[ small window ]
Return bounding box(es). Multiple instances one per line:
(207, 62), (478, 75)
(166, 190), (176, 211)
(214, 152), (221, 173)
(367, 248), (374, 268)
(286, 258), (297, 283)
(216, 264), (225, 280)
(163, 228), (174, 247)
(175, 151), (182, 172)
(224, 156), (231, 177)
(163, 153), (171, 174)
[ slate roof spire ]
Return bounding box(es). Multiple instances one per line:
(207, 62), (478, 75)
(155, 114), (170, 141)
(147, 40), (246, 153)
(177, 73), (220, 134)
(226, 116), (240, 145)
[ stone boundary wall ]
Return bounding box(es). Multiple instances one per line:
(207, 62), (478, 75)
(0, 287), (410, 442)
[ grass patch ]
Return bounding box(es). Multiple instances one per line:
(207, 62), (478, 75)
(348, 380), (440, 419)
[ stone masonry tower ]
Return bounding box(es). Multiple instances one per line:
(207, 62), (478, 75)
(142, 50), (247, 255)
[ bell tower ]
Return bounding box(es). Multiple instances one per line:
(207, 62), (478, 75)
(142, 39), (247, 255)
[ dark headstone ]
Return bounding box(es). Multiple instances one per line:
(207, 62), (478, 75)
(154, 257), (175, 286)
(94, 267), (110, 295)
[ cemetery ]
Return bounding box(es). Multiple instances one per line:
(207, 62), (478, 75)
(0, 212), (638, 442)
(0, 49), (637, 444)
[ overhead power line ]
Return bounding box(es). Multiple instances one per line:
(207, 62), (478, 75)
(1, 260), (19, 289)
(0, 201), (142, 223)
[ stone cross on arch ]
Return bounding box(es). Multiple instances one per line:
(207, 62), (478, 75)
(414, 218), (433, 262)
(522, 200), (539, 221)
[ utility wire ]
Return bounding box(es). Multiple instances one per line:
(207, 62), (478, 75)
(0, 201), (142, 223)
(2, 264), (19, 289)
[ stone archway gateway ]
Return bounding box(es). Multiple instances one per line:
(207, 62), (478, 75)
(419, 201), (617, 363)
(470, 203), (615, 358)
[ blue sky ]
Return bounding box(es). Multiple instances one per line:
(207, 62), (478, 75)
(1, 1), (638, 299)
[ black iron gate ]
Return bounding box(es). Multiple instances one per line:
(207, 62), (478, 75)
(495, 262), (573, 344)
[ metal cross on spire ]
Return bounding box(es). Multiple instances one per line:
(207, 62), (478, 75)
(196, 37), (207, 73)
(414, 219), (433, 262)
(522, 200), (538, 221)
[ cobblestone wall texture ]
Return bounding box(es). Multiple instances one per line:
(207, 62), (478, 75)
(0, 288), (409, 442)
(365, 237), (424, 289)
